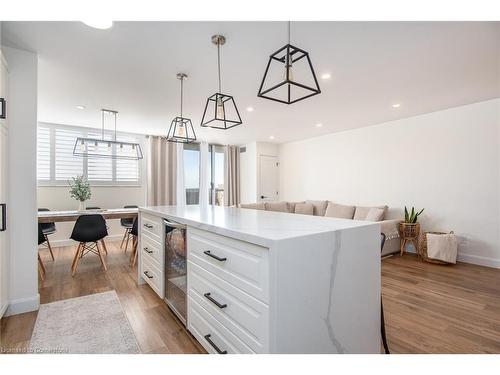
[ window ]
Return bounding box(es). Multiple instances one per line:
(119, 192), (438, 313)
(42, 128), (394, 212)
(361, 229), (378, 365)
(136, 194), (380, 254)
(209, 145), (225, 206)
(37, 123), (143, 186)
(184, 143), (200, 205)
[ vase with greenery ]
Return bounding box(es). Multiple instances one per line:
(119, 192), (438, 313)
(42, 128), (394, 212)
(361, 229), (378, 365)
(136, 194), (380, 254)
(399, 206), (424, 238)
(69, 175), (91, 211)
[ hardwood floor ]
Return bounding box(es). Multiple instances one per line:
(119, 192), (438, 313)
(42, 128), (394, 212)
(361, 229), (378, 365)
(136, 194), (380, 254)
(1, 241), (500, 354)
(382, 253), (500, 353)
(0, 240), (205, 354)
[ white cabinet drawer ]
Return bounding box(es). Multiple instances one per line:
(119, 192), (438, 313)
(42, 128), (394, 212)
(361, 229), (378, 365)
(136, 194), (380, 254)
(188, 297), (254, 354)
(141, 233), (163, 268)
(187, 228), (269, 303)
(141, 212), (163, 241)
(141, 254), (164, 298)
(188, 261), (269, 353)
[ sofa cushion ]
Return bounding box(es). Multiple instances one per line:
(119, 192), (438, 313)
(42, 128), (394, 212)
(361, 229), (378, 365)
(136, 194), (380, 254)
(286, 201), (303, 213)
(265, 201), (289, 213)
(365, 207), (385, 222)
(324, 202), (355, 219)
(240, 202), (266, 210)
(294, 202), (314, 215)
(305, 200), (329, 216)
(353, 205), (388, 220)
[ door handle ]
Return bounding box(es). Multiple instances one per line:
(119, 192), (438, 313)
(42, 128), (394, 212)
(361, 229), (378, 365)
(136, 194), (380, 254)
(203, 250), (227, 262)
(204, 334), (227, 354)
(143, 271), (153, 279)
(143, 223), (153, 229)
(0, 98), (5, 119)
(143, 247), (153, 254)
(0, 203), (6, 232)
(260, 195), (267, 199)
(204, 293), (227, 309)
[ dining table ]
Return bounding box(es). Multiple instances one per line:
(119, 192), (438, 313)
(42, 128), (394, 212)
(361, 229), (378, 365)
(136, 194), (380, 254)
(37, 207), (139, 223)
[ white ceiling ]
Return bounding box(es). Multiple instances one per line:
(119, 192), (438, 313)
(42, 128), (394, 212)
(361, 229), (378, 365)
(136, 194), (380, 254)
(2, 21), (499, 145)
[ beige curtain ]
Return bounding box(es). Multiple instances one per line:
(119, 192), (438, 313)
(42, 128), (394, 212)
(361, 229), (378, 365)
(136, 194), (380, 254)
(147, 136), (177, 206)
(224, 145), (240, 206)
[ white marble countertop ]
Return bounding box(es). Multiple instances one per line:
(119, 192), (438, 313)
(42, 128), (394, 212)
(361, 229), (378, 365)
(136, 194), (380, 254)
(139, 205), (378, 247)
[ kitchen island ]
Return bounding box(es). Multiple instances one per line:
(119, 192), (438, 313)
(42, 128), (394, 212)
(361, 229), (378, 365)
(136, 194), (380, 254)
(137, 205), (381, 354)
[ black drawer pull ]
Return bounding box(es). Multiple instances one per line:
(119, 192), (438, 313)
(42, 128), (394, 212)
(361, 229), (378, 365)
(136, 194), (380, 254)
(144, 247), (153, 254)
(204, 293), (227, 309)
(204, 334), (227, 354)
(143, 271), (153, 279)
(203, 250), (227, 262)
(143, 223), (153, 229)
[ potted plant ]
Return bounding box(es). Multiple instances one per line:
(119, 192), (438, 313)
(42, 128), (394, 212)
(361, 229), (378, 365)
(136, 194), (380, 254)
(399, 206), (424, 238)
(69, 175), (91, 211)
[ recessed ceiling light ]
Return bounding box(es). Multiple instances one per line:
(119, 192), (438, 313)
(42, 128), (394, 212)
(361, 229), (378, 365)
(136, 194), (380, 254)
(75, 105), (86, 110)
(315, 123), (323, 128)
(246, 107), (254, 112)
(321, 73), (331, 80)
(82, 20), (113, 30)
(392, 103), (401, 108)
(269, 135), (275, 140)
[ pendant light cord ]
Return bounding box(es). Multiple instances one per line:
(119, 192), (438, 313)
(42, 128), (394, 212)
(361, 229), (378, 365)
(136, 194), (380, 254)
(101, 110), (104, 140)
(180, 77), (184, 118)
(288, 21), (291, 45)
(217, 40), (222, 93)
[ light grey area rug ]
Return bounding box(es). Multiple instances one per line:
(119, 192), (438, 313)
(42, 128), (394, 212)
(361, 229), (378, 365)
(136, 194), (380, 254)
(29, 291), (141, 354)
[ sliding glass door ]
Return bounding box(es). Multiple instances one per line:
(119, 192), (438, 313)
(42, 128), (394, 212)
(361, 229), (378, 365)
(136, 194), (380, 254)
(183, 143), (225, 206)
(208, 145), (225, 206)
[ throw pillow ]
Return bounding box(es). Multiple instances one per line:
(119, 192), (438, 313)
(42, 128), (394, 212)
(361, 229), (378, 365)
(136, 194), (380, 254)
(365, 207), (385, 222)
(240, 202), (266, 210)
(294, 202), (314, 215)
(324, 202), (356, 219)
(305, 200), (329, 216)
(265, 201), (289, 213)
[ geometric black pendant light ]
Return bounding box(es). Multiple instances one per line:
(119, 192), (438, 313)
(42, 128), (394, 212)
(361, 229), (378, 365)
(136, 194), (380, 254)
(166, 73), (197, 143)
(258, 21), (321, 104)
(201, 35), (243, 130)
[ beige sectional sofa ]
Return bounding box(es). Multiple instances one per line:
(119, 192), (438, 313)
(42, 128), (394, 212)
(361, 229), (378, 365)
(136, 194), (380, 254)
(239, 200), (400, 256)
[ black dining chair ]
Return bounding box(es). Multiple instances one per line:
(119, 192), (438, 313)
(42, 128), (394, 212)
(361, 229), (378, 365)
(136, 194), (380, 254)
(120, 205), (138, 252)
(38, 223), (47, 280)
(38, 208), (56, 261)
(70, 214), (108, 276)
(381, 232), (390, 354)
(129, 218), (139, 267)
(85, 206), (108, 254)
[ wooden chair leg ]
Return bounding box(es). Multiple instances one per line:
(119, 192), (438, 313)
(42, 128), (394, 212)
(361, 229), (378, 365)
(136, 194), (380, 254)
(120, 229), (128, 250)
(95, 241), (108, 272)
(71, 243), (80, 272)
(131, 236), (138, 267)
(72, 243), (84, 277)
(124, 231), (131, 252)
(44, 234), (55, 261)
(100, 239), (108, 255)
(38, 254), (46, 281)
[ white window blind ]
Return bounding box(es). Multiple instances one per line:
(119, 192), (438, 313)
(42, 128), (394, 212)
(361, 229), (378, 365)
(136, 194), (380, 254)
(116, 134), (140, 182)
(37, 123), (142, 186)
(55, 128), (83, 181)
(87, 131), (113, 182)
(37, 126), (51, 181)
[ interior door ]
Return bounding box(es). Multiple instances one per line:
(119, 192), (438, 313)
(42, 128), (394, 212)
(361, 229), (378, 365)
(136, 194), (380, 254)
(0, 53), (9, 318)
(258, 155), (279, 202)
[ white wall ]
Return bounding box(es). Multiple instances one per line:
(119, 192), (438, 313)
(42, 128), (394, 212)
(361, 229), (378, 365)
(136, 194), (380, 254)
(240, 142), (279, 204)
(3, 46), (39, 315)
(279, 99), (500, 268)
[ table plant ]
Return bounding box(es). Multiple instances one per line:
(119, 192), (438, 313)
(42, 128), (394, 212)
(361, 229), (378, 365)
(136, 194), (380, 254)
(399, 206), (424, 240)
(69, 175), (91, 211)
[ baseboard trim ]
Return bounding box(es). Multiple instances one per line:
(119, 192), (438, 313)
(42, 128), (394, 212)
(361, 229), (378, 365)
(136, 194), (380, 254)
(47, 234), (124, 248)
(5, 294), (40, 317)
(457, 253), (500, 269)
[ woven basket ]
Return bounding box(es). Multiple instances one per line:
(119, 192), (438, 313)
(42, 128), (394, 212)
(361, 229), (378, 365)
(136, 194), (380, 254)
(418, 231), (454, 265)
(399, 222), (420, 238)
